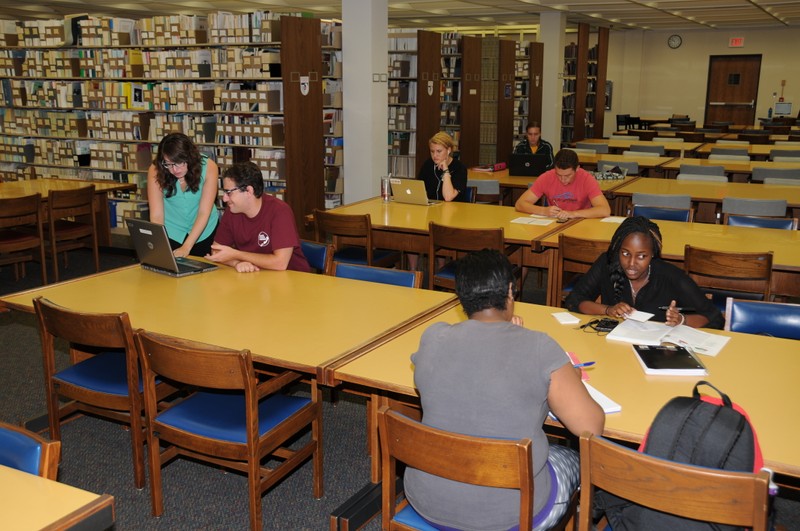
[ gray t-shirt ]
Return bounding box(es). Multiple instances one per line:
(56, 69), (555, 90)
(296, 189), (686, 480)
(405, 319), (568, 531)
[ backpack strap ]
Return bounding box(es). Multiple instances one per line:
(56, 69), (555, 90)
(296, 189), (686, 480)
(693, 380), (732, 407)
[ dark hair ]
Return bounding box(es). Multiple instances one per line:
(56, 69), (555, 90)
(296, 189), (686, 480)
(222, 161), (264, 197)
(525, 121), (541, 132)
(553, 149), (579, 170)
(455, 249), (516, 317)
(154, 133), (203, 197)
(607, 216), (663, 302)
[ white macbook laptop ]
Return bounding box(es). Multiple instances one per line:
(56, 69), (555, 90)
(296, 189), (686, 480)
(126, 218), (218, 277)
(389, 178), (442, 206)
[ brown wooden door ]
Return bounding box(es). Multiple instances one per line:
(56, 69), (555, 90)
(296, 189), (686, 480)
(704, 55), (761, 126)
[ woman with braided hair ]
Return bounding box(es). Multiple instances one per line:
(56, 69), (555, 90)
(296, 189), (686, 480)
(565, 216), (724, 329)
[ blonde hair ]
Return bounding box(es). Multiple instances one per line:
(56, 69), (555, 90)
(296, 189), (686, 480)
(429, 131), (456, 151)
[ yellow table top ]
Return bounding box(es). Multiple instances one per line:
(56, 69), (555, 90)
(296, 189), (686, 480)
(332, 302), (800, 477)
(0, 464), (114, 530)
(467, 168), (636, 191)
(329, 197), (567, 246)
(697, 143), (782, 157)
(0, 265), (455, 380)
(0, 179), (135, 199)
(580, 138), (702, 153)
(661, 157), (800, 174)
(539, 218), (800, 271)
(612, 177), (800, 207)
(576, 153), (676, 170)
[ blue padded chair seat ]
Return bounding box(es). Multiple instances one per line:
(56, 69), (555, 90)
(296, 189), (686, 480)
(335, 263), (417, 288)
(333, 247), (398, 266)
(0, 428), (43, 475)
(727, 300), (800, 340)
(433, 260), (457, 282)
(707, 289), (763, 312)
(54, 350), (134, 396)
(156, 392), (310, 444)
(394, 504), (439, 530)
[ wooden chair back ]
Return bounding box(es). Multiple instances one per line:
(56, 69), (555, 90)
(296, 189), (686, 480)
(0, 421), (61, 480)
(428, 222), (506, 290)
(683, 244), (772, 302)
(578, 433), (770, 531)
(314, 208), (373, 261)
(45, 185), (98, 282)
(33, 296), (148, 488)
(134, 329), (323, 530)
(378, 406), (534, 531)
(556, 234), (608, 304)
(0, 193), (47, 285)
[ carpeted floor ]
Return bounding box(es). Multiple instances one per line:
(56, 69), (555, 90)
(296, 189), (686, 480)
(1, 249), (798, 530)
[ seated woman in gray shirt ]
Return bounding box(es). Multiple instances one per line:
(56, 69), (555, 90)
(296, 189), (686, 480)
(405, 249), (604, 531)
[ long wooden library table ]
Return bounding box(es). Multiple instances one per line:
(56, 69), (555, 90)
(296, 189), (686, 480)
(574, 153), (675, 175)
(610, 177), (800, 220)
(0, 179), (137, 246)
(539, 218), (800, 304)
(696, 142), (784, 159)
(0, 464), (115, 530)
(331, 302), (800, 481)
(327, 197), (567, 272)
(660, 157), (800, 177)
(0, 265), (456, 385)
(579, 138), (702, 155)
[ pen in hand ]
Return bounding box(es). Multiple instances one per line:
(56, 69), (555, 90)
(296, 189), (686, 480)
(573, 362), (596, 368)
(658, 306), (696, 313)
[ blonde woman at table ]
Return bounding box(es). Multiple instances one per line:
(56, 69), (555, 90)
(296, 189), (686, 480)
(407, 131), (469, 270)
(565, 216), (724, 329)
(147, 133), (219, 258)
(406, 249), (604, 531)
(514, 149), (610, 220)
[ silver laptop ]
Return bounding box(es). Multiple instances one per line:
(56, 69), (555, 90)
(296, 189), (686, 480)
(126, 218), (218, 277)
(389, 178), (442, 206)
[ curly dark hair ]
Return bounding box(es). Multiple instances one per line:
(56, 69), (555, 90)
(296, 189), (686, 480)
(222, 161), (265, 197)
(455, 249), (517, 317)
(606, 216), (663, 303)
(154, 133), (204, 198)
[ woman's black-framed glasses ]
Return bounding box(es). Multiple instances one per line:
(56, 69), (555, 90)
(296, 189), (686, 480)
(160, 160), (187, 170)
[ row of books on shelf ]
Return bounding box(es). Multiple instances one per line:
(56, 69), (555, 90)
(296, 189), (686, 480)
(1, 47), (283, 80)
(388, 33), (418, 52)
(440, 104), (460, 125)
(4, 11), (305, 48)
(440, 32), (459, 55)
(441, 56), (461, 78)
(388, 131), (416, 157)
(388, 80), (416, 105)
(389, 56), (416, 79)
(440, 82), (460, 102)
(387, 155), (416, 179)
(388, 105), (416, 131)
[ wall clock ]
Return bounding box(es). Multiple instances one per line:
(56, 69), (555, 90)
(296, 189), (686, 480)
(667, 34), (683, 49)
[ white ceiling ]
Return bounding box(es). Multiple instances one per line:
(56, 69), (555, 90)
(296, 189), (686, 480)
(0, 0), (798, 32)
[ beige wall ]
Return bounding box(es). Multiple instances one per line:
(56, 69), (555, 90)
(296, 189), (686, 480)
(605, 27), (800, 136)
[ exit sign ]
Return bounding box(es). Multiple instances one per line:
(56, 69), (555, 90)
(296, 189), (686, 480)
(729, 37), (745, 47)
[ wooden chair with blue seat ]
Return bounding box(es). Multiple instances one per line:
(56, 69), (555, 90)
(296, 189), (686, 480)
(769, 149), (800, 161)
(683, 245), (773, 312)
(556, 234), (609, 306)
(467, 179), (502, 205)
(313, 208), (400, 268)
(578, 433), (770, 531)
(378, 406), (577, 531)
(629, 144), (665, 156)
(0, 421), (61, 480)
(723, 213), (798, 230)
(724, 298), (800, 340)
(44, 185), (99, 283)
(332, 262), (422, 288)
(134, 329), (323, 531)
(300, 239), (334, 274)
(0, 193), (47, 285)
(428, 222), (518, 292)
(721, 197), (788, 220)
(33, 296), (175, 489)
(751, 166), (800, 183)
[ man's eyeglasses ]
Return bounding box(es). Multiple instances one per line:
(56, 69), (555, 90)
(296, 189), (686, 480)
(222, 185), (247, 196)
(160, 160), (187, 170)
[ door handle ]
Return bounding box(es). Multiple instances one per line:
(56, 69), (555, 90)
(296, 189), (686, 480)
(709, 101), (755, 107)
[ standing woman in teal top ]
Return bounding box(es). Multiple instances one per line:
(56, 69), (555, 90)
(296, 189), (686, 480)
(147, 133), (220, 257)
